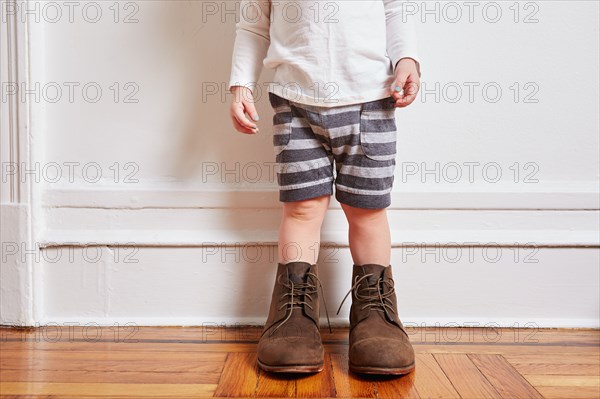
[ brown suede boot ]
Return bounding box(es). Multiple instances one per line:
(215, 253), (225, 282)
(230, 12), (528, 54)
(257, 261), (332, 373)
(336, 263), (415, 375)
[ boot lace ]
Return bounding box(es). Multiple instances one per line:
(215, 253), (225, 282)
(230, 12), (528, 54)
(335, 273), (396, 322)
(269, 271), (333, 336)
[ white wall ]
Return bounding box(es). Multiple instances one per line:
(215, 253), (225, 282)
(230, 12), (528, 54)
(1, 1), (599, 328)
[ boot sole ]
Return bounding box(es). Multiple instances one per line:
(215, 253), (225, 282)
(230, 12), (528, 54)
(349, 361), (416, 375)
(257, 358), (324, 373)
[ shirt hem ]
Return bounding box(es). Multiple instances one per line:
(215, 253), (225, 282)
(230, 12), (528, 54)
(268, 84), (395, 108)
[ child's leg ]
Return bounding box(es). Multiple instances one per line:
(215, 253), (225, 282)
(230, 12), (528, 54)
(340, 203), (391, 266)
(339, 203), (416, 375)
(278, 195), (330, 264)
(257, 194), (330, 373)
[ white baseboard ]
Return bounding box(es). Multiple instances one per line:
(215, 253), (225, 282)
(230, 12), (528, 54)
(13, 316), (598, 330)
(29, 245), (600, 329)
(8, 185), (598, 328)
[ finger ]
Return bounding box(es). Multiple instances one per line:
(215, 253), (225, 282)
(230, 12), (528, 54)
(232, 114), (256, 134)
(405, 79), (420, 96)
(235, 87), (260, 127)
(394, 78), (420, 107)
(395, 88), (418, 107)
(394, 92), (417, 108)
(243, 100), (260, 125)
(390, 82), (405, 101)
(233, 106), (258, 132)
(390, 73), (408, 99)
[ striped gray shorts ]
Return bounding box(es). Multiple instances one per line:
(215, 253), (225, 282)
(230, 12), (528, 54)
(268, 92), (397, 209)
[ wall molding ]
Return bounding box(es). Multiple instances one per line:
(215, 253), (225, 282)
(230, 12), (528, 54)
(38, 208), (599, 248)
(38, 183), (600, 248)
(42, 181), (600, 210)
(1, 0), (24, 203)
(0, 0), (34, 326)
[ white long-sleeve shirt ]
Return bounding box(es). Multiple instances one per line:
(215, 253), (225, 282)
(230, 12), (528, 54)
(228, 0), (421, 107)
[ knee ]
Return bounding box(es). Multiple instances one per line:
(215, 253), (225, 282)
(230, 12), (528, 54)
(283, 195), (330, 223)
(341, 203), (386, 226)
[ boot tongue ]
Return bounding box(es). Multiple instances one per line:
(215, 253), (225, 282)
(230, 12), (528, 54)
(358, 264), (387, 286)
(286, 261), (312, 284)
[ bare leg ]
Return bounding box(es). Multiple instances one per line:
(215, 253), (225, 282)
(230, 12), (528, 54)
(340, 203), (391, 266)
(278, 195), (331, 264)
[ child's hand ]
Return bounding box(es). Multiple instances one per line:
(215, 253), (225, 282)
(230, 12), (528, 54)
(230, 86), (260, 134)
(390, 58), (421, 108)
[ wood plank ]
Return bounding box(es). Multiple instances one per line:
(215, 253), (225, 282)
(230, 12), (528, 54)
(295, 354), (336, 398)
(373, 370), (420, 399)
(0, 368), (221, 384)
(415, 344), (595, 356)
(0, 342), (256, 354)
(535, 385), (600, 399)
(0, 382), (216, 397)
(412, 353), (460, 399)
(396, 327), (599, 345)
(0, 325), (264, 341)
(0, 354), (225, 373)
(0, 341), (260, 353)
(469, 354), (543, 398)
(0, 350), (227, 362)
(0, 396), (356, 399)
(214, 352), (259, 397)
(2, 340), (597, 356)
(504, 353), (600, 365)
(0, 325), (340, 343)
(330, 353), (376, 398)
(524, 374), (600, 387)
(511, 362), (600, 376)
(433, 353), (501, 398)
(0, 395), (345, 399)
(322, 344), (348, 354)
(255, 368), (296, 398)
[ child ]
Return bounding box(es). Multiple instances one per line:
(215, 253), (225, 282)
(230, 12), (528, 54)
(228, 0), (421, 375)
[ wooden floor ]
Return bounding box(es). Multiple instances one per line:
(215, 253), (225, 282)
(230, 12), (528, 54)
(0, 326), (598, 398)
